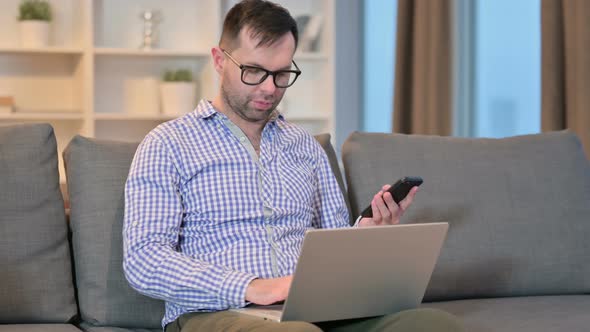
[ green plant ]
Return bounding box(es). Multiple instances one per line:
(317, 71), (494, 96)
(18, 0), (52, 21)
(163, 69), (193, 82)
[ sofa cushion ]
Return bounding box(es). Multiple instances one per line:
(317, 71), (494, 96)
(64, 136), (164, 329)
(342, 130), (590, 300)
(0, 123), (77, 323)
(423, 295), (590, 332)
(79, 323), (160, 332)
(0, 324), (81, 332)
(0, 325), (82, 332)
(314, 134), (352, 224)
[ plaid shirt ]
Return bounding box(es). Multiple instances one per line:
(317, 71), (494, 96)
(123, 100), (349, 327)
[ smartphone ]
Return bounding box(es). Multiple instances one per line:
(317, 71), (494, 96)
(359, 176), (423, 218)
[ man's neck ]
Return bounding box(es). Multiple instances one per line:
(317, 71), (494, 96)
(211, 97), (265, 153)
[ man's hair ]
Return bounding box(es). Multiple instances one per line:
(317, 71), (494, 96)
(219, 0), (298, 51)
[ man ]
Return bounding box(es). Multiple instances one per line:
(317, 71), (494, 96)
(123, 1), (463, 331)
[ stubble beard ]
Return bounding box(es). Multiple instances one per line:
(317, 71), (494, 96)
(221, 83), (277, 123)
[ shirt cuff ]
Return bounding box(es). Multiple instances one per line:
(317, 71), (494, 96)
(353, 215), (363, 227)
(218, 270), (258, 309)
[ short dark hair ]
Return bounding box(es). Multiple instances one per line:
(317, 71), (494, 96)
(219, 0), (298, 51)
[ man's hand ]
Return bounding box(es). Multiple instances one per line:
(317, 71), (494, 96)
(358, 185), (418, 227)
(245, 275), (293, 305)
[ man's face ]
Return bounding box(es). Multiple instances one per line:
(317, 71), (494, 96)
(220, 28), (296, 124)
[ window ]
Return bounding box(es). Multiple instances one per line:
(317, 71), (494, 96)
(363, 0), (397, 133)
(470, 0), (541, 137)
(363, 0), (541, 138)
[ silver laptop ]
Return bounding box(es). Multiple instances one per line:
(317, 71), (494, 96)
(230, 222), (448, 323)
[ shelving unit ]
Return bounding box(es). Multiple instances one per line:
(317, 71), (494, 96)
(0, 0), (336, 182)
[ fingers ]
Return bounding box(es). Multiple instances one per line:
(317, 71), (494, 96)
(373, 184), (420, 225)
(371, 189), (397, 225)
(245, 276), (294, 305)
(370, 200), (382, 225)
(398, 186), (419, 212)
(363, 184), (419, 227)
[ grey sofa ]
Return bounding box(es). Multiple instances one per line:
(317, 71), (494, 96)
(0, 122), (588, 332)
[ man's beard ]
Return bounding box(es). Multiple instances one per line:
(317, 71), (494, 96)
(221, 84), (276, 123)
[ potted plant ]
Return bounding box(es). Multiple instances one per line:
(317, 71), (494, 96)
(18, 0), (52, 47)
(160, 69), (197, 116)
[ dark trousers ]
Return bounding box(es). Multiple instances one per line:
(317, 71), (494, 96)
(165, 308), (465, 332)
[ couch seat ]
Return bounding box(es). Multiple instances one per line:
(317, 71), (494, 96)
(423, 295), (590, 332)
(0, 325), (81, 332)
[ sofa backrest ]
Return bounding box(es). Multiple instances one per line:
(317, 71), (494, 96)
(64, 136), (163, 329)
(63, 133), (344, 329)
(342, 130), (590, 301)
(0, 123), (77, 323)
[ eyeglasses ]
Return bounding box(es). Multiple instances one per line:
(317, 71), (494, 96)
(221, 49), (301, 88)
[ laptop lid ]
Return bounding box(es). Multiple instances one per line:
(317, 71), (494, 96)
(281, 222), (448, 322)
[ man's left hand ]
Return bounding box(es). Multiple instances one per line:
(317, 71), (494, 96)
(358, 185), (418, 227)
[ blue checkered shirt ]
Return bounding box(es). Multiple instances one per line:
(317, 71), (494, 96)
(123, 100), (350, 328)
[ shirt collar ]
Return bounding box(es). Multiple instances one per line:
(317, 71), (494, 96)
(193, 99), (217, 119)
(194, 99), (285, 124)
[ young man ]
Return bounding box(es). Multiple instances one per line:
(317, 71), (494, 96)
(123, 1), (463, 331)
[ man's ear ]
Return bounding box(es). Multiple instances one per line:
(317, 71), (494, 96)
(211, 47), (225, 74)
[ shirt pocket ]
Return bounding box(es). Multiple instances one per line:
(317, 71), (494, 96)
(279, 153), (315, 207)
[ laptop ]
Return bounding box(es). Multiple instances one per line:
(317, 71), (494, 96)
(230, 222), (448, 323)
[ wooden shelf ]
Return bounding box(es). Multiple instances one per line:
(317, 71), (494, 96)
(285, 113), (330, 121)
(296, 52), (329, 61)
(0, 46), (84, 55)
(94, 113), (177, 121)
(94, 47), (209, 58)
(0, 111), (84, 120)
(0, 0), (335, 184)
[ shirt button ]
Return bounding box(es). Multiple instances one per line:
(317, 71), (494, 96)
(239, 136), (246, 142)
(132, 221), (139, 227)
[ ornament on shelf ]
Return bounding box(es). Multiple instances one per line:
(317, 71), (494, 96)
(18, 0), (52, 48)
(0, 96), (15, 113)
(160, 69), (197, 116)
(295, 14), (323, 52)
(139, 10), (162, 50)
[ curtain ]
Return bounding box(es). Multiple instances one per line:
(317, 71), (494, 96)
(393, 0), (452, 135)
(542, 0), (590, 159)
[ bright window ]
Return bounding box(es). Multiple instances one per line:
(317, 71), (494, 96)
(363, 0), (397, 133)
(473, 0), (541, 137)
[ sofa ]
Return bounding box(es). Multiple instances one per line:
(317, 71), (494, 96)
(0, 122), (588, 332)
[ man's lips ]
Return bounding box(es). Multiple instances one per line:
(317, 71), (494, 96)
(252, 100), (273, 109)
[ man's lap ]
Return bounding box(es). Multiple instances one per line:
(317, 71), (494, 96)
(165, 308), (464, 332)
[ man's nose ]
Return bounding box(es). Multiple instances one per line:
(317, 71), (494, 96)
(258, 74), (277, 93)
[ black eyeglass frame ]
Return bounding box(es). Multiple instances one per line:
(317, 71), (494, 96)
(221, 48), (302, 88)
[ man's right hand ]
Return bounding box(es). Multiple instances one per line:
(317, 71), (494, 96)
(245, 276), (293, 305)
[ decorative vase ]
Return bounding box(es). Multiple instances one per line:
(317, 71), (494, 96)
(19, 21), (50, 47)
(125, 78), (160, 116)
(159, 82), (196, 116)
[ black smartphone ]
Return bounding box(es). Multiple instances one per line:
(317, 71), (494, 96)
(359, 176), (423, 218)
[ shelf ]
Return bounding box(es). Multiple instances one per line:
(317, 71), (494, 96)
(284, 113), (330, 121)
(0, 0), (335, 144)
(94, 113), (178, 121)
(295, 52), (329, 61)
(0, 111), (84, 120)
(0, 46), (84, 55)
(94, 48), (209, 58)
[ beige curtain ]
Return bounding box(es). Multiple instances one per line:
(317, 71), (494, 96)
(393, 0), (452, 135)
(542, 0), (590, 158)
